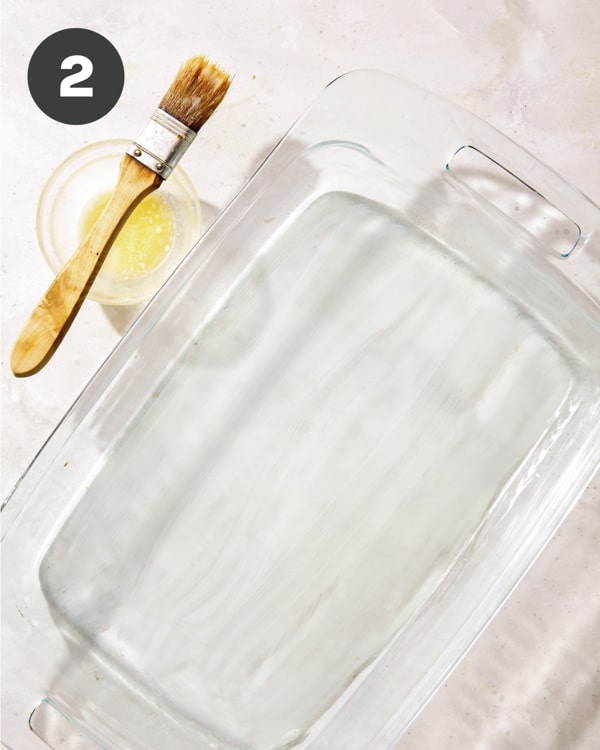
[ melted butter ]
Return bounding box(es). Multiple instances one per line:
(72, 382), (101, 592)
(81, 190), (175, 279)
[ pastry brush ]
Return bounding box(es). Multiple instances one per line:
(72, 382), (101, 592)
(11, 56), (231, 377)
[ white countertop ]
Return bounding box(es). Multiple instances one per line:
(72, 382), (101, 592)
(2, 0), (599, 747)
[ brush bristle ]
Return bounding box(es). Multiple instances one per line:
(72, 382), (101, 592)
(159, 56), (231, 132)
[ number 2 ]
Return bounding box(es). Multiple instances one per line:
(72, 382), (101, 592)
(60, 55), (93, 97)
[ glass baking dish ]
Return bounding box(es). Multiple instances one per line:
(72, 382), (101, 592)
(2, 70), (600, 750)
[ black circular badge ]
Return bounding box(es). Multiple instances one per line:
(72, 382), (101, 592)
(28, 28), (124, 125)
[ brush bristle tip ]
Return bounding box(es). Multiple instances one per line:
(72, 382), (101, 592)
(158, 55), (231, 131)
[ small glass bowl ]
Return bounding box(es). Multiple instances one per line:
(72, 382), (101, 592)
(37, 139), (202, 306)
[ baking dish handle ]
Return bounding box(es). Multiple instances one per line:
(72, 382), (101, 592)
(321, 71), (600, 264)
(29, 699), (105, 750)
(442, 110), (600, 262)
(443, 132), (600, 306)
(446, 144), (583, 257)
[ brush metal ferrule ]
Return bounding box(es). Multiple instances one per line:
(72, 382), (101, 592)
(127, 108), (196, 179)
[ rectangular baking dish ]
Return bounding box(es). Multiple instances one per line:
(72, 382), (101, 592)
(3, 70), (600, 750)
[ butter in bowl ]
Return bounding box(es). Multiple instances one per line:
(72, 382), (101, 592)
(36, 138), (202, 307)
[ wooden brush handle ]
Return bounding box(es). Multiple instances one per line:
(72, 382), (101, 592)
(11, 155), (163, 377)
